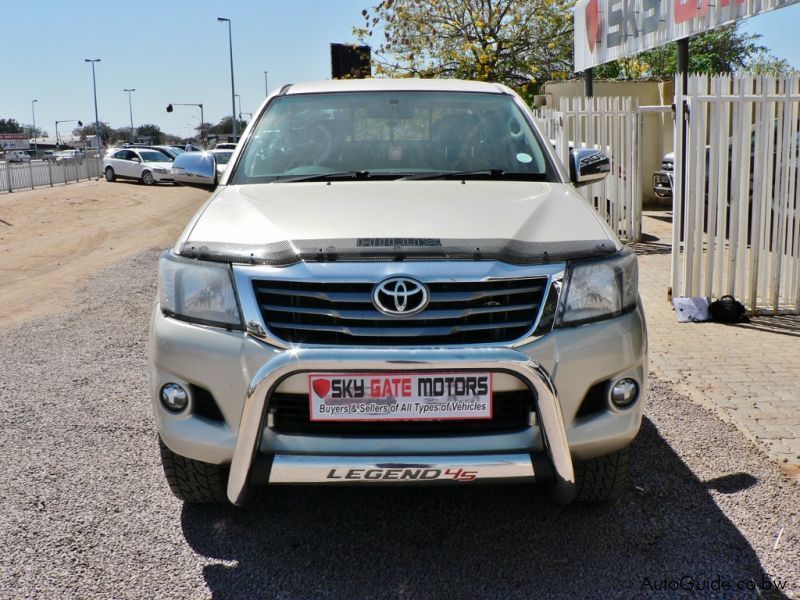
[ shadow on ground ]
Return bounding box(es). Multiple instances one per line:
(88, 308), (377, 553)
(180, 418), (788, 598)
(631, 236), (672, 256)
(736, 314), (800, 338)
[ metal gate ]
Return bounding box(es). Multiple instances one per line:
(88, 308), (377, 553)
(534, 96), (642, 242)
(673, 74), (800, 313)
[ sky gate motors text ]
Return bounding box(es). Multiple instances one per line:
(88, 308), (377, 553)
(326, 375), (490, 400)
(603, 0), (778, 48)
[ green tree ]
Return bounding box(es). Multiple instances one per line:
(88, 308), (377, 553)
(22, 124), (47, 138)
(113, 127), (134, 143)
(73, 122), (115, 144)
(162, 132), (183, 145)
(136, 124), (163, 144)
(0, 118), (23, 133)
(354, 0), (574, 94)
(747, 51), (792, 75)
(593, 25), (776, 79)
(207, 116), (247, 135)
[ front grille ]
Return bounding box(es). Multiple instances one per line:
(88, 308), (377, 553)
(661, 161), (674, 171)
(269, 390), (534, 435)
(252, 277), (548, 346)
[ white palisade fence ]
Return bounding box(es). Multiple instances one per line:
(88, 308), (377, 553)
(0, 157), (102, 193)
(534, 96), (642, 243)
(673, 74), (800, 314)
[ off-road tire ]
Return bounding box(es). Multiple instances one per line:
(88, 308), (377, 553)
(158, 437), (229, 503)
(573, 446), (630, 503)
(141, 170), (155, 185)
(105, 167), (116, 182)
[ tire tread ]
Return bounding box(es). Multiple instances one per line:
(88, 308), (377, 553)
(574, 446), (630, 503)
(158, 438), (229, 503)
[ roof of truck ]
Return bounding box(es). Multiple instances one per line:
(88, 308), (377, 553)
(283, 78), (511, 96)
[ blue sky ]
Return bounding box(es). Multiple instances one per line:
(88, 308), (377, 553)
(1, 0), (797, 139)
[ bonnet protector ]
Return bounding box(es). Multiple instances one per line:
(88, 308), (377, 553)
(177, 238), (618, 266)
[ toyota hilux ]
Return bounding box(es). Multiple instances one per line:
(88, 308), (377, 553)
(153, 79), (647, 505)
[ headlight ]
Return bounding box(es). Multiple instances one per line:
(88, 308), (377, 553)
(158, 252), (242, 328)
(557, 248), (638, 326)
(154, 168), (168, 174)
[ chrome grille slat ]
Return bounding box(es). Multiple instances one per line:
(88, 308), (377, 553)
(256, 284), (545, 303)
(254, 288), (374, 303)
(259, 303), (534, 320)
(267, 320), (535, 337)
(252, 276), (548, 346)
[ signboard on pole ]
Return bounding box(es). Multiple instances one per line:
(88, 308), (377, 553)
(574, 0), (800, 71)
(0, 133), (30, 151)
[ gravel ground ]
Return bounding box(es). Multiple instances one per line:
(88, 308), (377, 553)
(0, 249), (798, 599)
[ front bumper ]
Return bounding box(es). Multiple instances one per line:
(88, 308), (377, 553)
(152, 171), (175, 183)
(229, 347), (575, 505)
(653, 170), (673, 198)
(150, 303), (647, 505)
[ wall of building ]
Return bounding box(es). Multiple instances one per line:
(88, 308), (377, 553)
(540, 79), (675, 206)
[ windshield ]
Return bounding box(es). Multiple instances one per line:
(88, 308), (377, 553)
(139, 150), (172, 162)
(230, 91), (554, 184)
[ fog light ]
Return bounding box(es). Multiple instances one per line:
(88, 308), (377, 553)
(610, 378), (639, 408)
(160, 383), (189, 412)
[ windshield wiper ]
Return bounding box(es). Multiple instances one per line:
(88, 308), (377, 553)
(402, 169), (550, 181)
(275, 170), (372, 183)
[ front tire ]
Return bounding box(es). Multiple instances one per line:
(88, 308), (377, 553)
(573, 446), (630, 503)
(104, 167), (116, 182)
(141, 170), (155, 185)
(158, 437), (229, 503)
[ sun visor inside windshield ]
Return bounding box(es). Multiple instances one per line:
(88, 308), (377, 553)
(177, 238), (618, 266)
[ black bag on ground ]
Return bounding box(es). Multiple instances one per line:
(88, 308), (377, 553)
(709, 295), (747, 323)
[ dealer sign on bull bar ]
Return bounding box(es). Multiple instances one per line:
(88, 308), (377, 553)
(574, 0), (800, 71)
(308, 372), (493, 422)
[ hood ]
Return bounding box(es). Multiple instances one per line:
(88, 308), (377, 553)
(179, 180), (619, 265)
(662, 152), (675, 162)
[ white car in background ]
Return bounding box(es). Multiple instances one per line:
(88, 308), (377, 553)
(103, 148), (175, 185)
(4, 151), (31, 163)
(209, 148), (234, 175)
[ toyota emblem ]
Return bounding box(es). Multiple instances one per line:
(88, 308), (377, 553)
(372, 277), (429, 316)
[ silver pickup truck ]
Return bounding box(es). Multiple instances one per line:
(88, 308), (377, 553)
(152, 79), (647, 506)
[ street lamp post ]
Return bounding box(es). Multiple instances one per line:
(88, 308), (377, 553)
(85, 59), (102, 153)
(235, 94), (242, 120)
(217, 17), (237, 140)
(123, 88), (136, 144)
(31, 99), (38, 158)
(264, 71), (269, 97)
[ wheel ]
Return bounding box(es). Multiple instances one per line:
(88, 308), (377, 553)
(141, 170), (155, 185)
(105, 167), (116, 182)
(158, 437), (229, 503)
(573, 446), (630, 503)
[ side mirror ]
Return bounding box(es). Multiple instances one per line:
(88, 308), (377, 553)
(131, 157), (141, 163)
(171, 151), (218, 190)
(570, 148), (610, 187)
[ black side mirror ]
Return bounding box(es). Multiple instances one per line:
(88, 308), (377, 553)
(570, 148), (611, 187)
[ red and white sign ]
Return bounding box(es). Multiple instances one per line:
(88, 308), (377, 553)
(0, 133), (29, 151)
(574, 0), (800, 71)
(308, 372), (493, 422)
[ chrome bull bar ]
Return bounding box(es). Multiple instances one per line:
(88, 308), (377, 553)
(227, 347), (576, 505)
